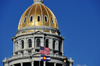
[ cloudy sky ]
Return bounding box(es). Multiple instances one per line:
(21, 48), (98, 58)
(0, 0), (100, 66)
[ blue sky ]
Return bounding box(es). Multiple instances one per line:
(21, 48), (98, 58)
(0, 0), (100, 66)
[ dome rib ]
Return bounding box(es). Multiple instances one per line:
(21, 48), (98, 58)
(27, 4), (34, 27)
(42, 4), (50, 27)
(34, 4), (37, 26)
(39, 4), (43, 26)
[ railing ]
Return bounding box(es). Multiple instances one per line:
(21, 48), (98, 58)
(3, 52), (64, 62)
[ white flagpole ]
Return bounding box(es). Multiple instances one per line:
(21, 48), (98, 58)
(44, 61), (46, 66)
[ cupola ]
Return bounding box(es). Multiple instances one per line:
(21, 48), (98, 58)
(17, 0), (59, 36)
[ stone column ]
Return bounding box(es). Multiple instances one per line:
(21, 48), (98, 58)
(32, 37), (35, 53)
(49, 38), (53, 55)
(41, 37), (44, 47)
(32, 37), (35, 48)
(62, 40), (64, 52)
(14, 42), (17, 51)
(21, 62), (23, 66)
(18, 40), (21, 55)
(54, 63), (56, 66)
(31, 61), (34, 66)
(62, 40), (64, 56)
(24, 38), (28, 54)
(55, 40), (58, 50)
(24, 38), (28, 49)
(18, 40), (21, 50)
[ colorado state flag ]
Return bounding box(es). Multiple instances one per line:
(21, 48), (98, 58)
(41, 55), (51, 61)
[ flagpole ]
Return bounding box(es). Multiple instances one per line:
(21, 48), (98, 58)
(44, 61), (46, 66)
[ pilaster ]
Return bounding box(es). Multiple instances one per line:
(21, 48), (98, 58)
(24, 38), (28, 49)
(55, 40), (58, 50)
(18, 40), (21, 50)
(41, 37), (44, 47)
(32, 37), (35, 53)
(49, 38), (53, 55)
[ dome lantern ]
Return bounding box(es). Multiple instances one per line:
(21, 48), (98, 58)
(33, 0), (43, 3)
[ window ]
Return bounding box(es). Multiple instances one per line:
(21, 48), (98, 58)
(24, 17), (26, 23)
(37, 15), (40, 22)
(59, 42), (61, 52)
(28, 39), (32, 48)
(28, 51), (31, 54)
(45, 15), (48, 22)
(15, 52), (18, 55)
(36, 39), (40, 47)
(21, 51), (23, 54)
(30, 16), (33, 22)
(51, 17), (54, 24)
(21, 40), (24, 49)
(53, 40), (55, 50)
(45, 39), (49, 47)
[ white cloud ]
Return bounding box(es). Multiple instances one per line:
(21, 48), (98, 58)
(76, 64), (87, 66)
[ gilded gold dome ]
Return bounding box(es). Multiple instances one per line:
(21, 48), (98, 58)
(17, 1), (60, 35)
(18, 3), (59, 29)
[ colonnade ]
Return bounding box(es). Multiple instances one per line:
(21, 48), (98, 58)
(11, 61), (64, 66)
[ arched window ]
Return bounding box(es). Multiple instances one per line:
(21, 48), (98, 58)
(37, 15), (40, 22)
(45, 39), (49, 47)
(45, 15), (48, 22)
(28, 39), (32, 48)
(36, 39), (40, 47)
(30, 16), (33, 22)
(53, 40), (55, 50)
(51, 17), (54, 24)
(59, 42), (61, 52)
(21, 40), (24, 49)
(24, 17), (26, 23)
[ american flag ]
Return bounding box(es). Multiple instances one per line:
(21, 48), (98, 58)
(40, 46), (50, 55)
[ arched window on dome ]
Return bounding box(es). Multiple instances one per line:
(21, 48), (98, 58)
(45, 39), (49, 47)
(53, 40), (55, 50)
(36, 38), (40, 47)
(51, 17), (54, 24)
(30, 16), (33, 22)
(28, 39), (32, 48)
(45, 15), (48, 22)
(24, 17), (27, 23)
(21, 40), (24, 49)
(37, 15), (40, 22)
